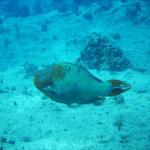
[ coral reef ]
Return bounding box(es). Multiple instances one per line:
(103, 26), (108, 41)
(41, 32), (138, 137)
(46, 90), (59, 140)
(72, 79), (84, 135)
(82, 12), (93, 20)
(125, 2), (141, 19)
(0, 0), (30, 18)
(16, 5), (30, 18)
(72, 0), (99, 6)
(123, 1), (150, 25)
(111, 33), (121, 41)
(51, 0), (69, 13)
(0, 136), (15, 145)
(33, 0), (43, 15)
(100, 1), (113, 11)
(77, 33), (131, 71)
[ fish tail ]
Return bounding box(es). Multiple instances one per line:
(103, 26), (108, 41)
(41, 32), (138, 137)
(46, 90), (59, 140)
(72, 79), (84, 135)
(108, 79), (131, 96)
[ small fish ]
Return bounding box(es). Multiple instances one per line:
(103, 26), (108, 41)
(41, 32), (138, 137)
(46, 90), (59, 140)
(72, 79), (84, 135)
(34, 62), (131, 104)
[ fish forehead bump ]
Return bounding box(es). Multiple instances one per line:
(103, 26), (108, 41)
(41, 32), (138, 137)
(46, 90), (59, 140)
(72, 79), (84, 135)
(34, 63), (66, 90)
(108, 79), (131, 88)
(34, 67), (54, 89)
(108, 79), (126, 86)
(51, 63), (66, 80)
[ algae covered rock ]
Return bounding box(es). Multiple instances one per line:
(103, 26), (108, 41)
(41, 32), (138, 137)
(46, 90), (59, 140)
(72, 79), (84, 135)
(77, 33), (131, 71)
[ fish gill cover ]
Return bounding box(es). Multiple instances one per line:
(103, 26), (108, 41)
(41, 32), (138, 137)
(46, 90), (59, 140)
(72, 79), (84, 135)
(0, 0), (150, 150)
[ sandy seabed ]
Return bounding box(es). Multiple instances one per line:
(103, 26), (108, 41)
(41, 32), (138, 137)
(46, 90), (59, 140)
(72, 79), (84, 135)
(0, 0), (150, 149)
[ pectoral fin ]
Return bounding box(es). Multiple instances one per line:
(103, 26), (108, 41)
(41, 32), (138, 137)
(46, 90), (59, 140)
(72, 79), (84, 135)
(42, 86), (57, 97)
(97, 96), (105, 100)
(91, 96), (105, 105)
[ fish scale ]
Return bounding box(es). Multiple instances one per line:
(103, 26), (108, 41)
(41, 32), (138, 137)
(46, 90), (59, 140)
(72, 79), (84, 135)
(55, 64), (100, 100)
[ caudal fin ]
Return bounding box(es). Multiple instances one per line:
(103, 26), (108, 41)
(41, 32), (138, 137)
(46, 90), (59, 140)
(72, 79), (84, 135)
(108, 79), (131, 96)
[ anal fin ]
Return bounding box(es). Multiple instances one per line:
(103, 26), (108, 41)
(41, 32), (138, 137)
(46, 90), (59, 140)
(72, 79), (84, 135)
(92, 96), (105, 106)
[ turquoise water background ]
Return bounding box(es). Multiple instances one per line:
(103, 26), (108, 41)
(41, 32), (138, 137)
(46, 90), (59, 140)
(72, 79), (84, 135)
(0, 0), (150, 150)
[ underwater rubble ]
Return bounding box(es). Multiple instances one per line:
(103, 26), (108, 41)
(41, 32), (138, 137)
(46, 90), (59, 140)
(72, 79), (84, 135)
(0, 0), (149, 28)
(77, 33), (131, 71)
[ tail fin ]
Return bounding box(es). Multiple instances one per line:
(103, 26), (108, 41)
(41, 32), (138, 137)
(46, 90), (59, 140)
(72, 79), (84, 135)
(108, 79), (131, 96)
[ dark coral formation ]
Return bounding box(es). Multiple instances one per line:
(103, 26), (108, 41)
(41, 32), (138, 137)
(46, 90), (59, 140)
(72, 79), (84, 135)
(33, 0), (44, 15)
(72, 0), (98, 6)
(0, 136), (15, 145)
(77, 33), (131, 71)
(100, 1), (113, 11)
(123, 2), (150, 25)
(0, 0), (30, 18)
(0, 0), (114, 18)
(82, 12), (93, 20)
(125, 2), (142, 19)
(0, 0), (147, 24)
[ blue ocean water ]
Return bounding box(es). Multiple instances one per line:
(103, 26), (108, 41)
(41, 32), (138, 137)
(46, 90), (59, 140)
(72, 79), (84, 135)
(0, 0), (150, 149)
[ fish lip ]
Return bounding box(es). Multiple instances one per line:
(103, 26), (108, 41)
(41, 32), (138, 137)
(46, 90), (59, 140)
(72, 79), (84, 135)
(121, 84), (131, 91)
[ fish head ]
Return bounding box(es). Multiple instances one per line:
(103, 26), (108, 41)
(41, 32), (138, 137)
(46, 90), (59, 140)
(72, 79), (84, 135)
(34, 63), (65, 90)
(34, 66), (54, 90)
(108, 79), (131, 96)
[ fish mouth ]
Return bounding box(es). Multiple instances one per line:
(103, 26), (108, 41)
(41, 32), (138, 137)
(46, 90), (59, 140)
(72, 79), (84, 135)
(120, 83), (131, 92)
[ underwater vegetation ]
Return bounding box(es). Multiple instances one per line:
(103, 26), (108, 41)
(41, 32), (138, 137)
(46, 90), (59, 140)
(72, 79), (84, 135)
(77, 33), (131, 71)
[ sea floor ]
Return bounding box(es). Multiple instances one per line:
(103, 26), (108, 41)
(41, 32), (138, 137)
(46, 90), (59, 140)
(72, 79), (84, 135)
(0, 0), (150, 150)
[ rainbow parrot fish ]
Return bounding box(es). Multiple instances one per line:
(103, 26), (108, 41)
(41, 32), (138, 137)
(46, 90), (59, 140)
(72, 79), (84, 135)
(34, 62), (131, 104)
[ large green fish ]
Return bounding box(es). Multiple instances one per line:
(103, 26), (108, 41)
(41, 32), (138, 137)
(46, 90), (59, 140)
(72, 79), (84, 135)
(34, 62), (131, 104)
